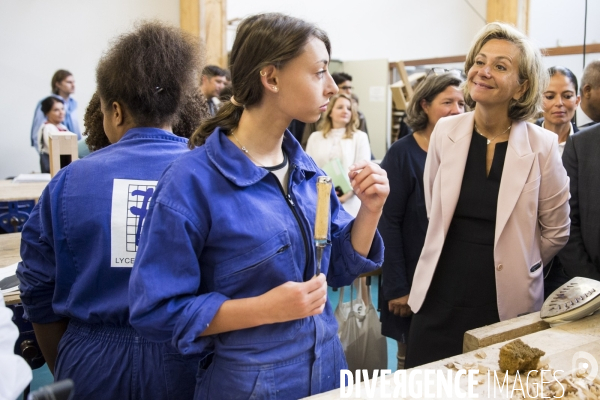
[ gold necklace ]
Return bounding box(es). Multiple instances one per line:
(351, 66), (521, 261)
(475, 123), (511, 145)
(231, 131), (283, 167)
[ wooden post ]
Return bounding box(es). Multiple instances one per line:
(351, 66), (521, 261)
(180, 0), (227, 68)
(180, 0), (199, 37)
(487, 0), (529, 35)
(48, 133), (78, 177)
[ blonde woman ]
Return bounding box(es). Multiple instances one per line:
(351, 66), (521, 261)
(405, 22), (570, 367)
(306, 93), (371, 217)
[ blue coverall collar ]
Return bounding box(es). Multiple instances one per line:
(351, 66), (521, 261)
(205, 127), (318, 187)
(119, 127), (187, 143)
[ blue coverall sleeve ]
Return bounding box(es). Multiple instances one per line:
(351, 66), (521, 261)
(17, 186), (62, 324)
(326, 188), (384, 288)
(129, 199), (229, 355)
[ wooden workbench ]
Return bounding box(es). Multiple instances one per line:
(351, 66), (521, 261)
(1, 232), (22, 305)
(304, 312), (600, 399)
(0, 179), (47, 203)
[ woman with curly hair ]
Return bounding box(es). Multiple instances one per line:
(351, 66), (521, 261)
(83, 89), (210, 153)
(18, 21), (204, 399)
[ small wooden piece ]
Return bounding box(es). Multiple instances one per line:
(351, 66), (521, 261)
(49, 132), (78, 177)
(463, 312), (550, 353)
(390, 62), (425, 111)
(1, 233), (22, 305)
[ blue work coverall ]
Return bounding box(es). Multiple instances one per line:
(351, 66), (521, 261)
(17, 128), (200, 400)
(129, 128), (384, 399)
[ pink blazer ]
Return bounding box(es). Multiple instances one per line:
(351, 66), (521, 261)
(408, 112), (570, 321)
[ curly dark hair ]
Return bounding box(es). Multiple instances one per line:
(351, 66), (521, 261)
(83, 90), (210, 152)
(83, 92), (109, 152)
(96, 20), (203, 128)
(172, 90), (211, 139)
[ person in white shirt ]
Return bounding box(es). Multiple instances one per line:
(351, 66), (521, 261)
(540, 66), (580, 156)
(0, 297), (32, 400)
(306, 93), (371, 217)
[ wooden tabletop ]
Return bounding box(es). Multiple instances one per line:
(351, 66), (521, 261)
(0, 180), (47, 202)
(304, 312), (600, 399)
(1, 232), (22, 305)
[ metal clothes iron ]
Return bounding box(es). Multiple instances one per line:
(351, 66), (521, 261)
(541, 277), (600, 325)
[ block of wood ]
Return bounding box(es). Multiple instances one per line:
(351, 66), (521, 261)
(463, 312), (550, 353)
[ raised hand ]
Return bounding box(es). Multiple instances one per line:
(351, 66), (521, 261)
(348, 160), (389, 214)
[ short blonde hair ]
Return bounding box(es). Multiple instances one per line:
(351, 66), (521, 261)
(464, 22), (547, 121)
(318, 94), (359, 138)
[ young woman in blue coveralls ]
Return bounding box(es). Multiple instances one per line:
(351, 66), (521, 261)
(129, 13), (390, 399)
(17, 22), (205, 399)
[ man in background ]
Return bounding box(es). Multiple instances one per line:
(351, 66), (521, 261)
(576, 60), (600, 128)
(200, 65), (227, 116)
(559, 122), (600, 282)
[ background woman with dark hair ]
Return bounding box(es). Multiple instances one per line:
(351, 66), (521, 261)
(379, 72), (464, 370)
(537, 66), (581, 155)
(17, 22), (203, 399)
(535, 66), (581, 298)
(129, 13), (388, 398)
(37, 96), (75, 173)
(30, 70), (81, 157)
(405, 22), (570, 367)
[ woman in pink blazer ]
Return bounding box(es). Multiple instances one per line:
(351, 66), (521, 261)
(404, 22), (570, 368)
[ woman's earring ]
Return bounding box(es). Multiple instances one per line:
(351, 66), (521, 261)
(260, 70), (266, 76)
(272, 86), (278, 92)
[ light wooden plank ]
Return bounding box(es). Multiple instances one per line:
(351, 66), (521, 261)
(180, 0), (200, 37)
(200, 0), (227, 68)
(487, 0), (529, 34)
(390, 43), (600, 71)
(0, 181), (47, 203)
(1, 233), (22, 305)
(463, 312), (550, 353)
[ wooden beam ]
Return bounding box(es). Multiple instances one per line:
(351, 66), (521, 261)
(200, 0), (227, 68)
(463, 312), (549, 353)
(487, 0), (529, 35)
(390, 43), (600, 71)
(403, 55), (467, 67)
(180, 0), (200, 37)
(543, 43), (600, 57)
(180, 0), (227, 68)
